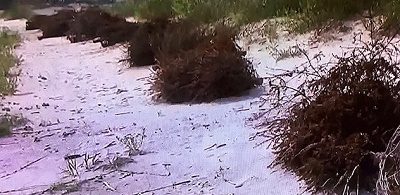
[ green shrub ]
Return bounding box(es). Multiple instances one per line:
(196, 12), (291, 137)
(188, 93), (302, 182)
(110, 0), (137, 16)
(379, 0), (400, 35)
(281, 0), (380, 33)
(0, 117), (12, 137)
(0, 30), (19, 94)
(1, 3), (33, 19)
(177, 0), (232, 23)
(0, 0), (14, 10)
(114, 0), (400, 34)
(134, 0), (174, 20)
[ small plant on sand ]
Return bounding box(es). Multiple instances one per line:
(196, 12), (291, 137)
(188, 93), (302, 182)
(64, 155), (80, 177)
(47, 181), (81, 194)
(116, 131), (145, 156)
(0, 114), (27, 137)
(256, 22), (400, 193)
(83, 153), (101, 170)
(267, 43), (305, 62)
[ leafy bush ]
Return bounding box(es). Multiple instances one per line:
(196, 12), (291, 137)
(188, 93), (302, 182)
(150, 21), (262, 103)
(259, 34), (400, 193)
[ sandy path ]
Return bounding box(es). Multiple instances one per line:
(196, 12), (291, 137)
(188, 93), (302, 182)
(0, 20), (304, 195)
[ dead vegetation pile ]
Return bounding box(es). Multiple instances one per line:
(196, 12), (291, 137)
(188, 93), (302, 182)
(25, 7), (139, 47)
(257, 37), (400, 194)
(125, 24), (156, 67)
(26, 10), (75, 40)
(146, 21), (261, 103)
(66, 7), (136, 46)
(124, 18), (171, 67)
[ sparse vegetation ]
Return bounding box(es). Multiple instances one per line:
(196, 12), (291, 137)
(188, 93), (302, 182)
(267, 43), (305, 62)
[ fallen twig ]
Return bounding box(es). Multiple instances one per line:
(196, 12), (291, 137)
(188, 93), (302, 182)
(235, 108), (250, 112)
(103, 181), (116, 191)
(0, 156), (47, 179)
(204, 144), (217, 151)
(133, 180), (191, 195)
(115, 112), (133, 116)
(0, 184), (48, 194)
(13, 92), (34, 96)
(36, 170), (117, 194)
(0, 142), (18, 146)
(12, 130), (43, 135)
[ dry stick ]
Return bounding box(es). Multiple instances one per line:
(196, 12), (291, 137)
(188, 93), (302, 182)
(0, 184), (49, 194)
(13, 92), (34, 96)
(0, 142), (18, 146)
(133, 180), (191, 195)
(115, 112), (132, 116)
(0, 156), (47, 179)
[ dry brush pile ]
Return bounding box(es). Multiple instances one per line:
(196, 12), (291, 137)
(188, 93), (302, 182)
(131, 20), (263, 103)
(25, 7), (139, 47)
(257, 36), (400, 194)
(124, 17), (171, 67)
(26, 9), (75, 40)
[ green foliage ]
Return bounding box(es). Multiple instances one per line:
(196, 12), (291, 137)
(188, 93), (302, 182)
(0, 0), (14, 10)
(0, 117), (11, 137)
(380, 0), (400, 33)
(110, 0), (137, 16)
(134, 0), (174, 20)
(287, 0), (379, 32)
(1, 3), (33, 19)
(0, 30), (19, 94)
(111, 0), (400, 34)
(0, 115), (26, 137)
